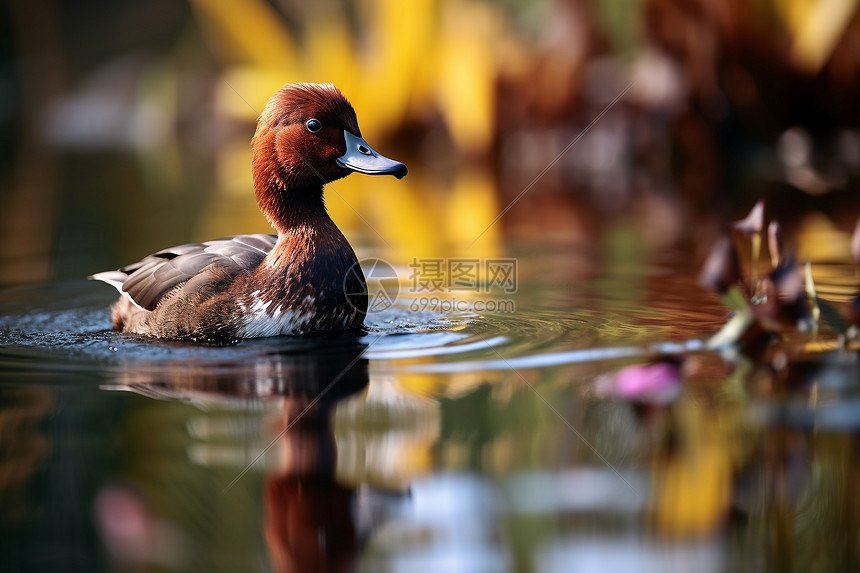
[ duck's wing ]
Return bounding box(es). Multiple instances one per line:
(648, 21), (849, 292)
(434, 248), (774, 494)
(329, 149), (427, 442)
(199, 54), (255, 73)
(90, 234), (277, 311)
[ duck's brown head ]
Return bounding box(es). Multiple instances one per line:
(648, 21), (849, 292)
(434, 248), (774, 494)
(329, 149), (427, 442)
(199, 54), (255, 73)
(252, 83), (406, 231)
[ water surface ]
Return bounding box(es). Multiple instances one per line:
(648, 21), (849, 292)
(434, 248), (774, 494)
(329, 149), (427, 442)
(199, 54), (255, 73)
(1, 248), (858, 572)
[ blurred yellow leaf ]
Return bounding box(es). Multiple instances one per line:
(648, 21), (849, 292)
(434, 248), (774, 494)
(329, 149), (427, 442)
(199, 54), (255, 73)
(445, 167), (501, 256)
(189, 0), (298, 71)
(304, 14), (360, 96)
(358, 0), (437, 135)
(216, 68), (293, 120)
(778, 0), (859, 73)
(434, 0), (497, 155)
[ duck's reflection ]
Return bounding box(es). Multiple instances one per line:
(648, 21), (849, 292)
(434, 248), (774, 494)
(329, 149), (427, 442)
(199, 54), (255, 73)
(263, 346), (365, 573)
(104, 337), (375, 572)
(109, 337), (369, 404)
(265, 445), (358, 573)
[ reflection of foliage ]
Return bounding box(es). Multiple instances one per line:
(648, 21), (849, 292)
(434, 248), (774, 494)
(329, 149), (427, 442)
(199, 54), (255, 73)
(793, 435), (854, 572)
(735, 430), (858, 572)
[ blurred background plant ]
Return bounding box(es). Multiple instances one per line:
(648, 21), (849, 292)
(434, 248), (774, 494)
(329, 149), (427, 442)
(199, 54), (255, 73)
(1, 0), (859, 285)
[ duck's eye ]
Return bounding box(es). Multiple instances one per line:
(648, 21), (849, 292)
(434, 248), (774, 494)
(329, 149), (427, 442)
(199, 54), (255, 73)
(305, 119), (322, 133)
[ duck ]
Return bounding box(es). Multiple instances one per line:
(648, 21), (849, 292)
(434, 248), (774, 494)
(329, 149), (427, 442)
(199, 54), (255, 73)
(91, 82), (407, 342)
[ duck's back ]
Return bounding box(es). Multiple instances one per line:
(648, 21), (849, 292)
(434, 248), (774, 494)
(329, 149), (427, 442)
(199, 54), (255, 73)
(92, 234), (277, 341)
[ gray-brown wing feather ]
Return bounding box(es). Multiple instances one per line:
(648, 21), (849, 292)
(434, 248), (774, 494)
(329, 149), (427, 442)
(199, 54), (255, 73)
(98, 234), (277, 311)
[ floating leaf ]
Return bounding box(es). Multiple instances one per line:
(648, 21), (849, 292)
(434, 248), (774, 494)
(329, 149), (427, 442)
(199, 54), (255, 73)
(699, 236), (742, 295)
(804, 261), (820, 332)
(733, 200), (765, 284)
(751, 252), (811, 331)
(815, 298), (851, 333)
(732, 199), (765, 237)
(706, 309), (755, 351)
(721, 285), (750, 313)
(768, 220), (783, 268)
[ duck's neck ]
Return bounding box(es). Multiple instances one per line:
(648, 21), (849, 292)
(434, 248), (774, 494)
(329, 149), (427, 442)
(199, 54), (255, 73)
(259, 182), (330, 233)
(259, 182), (348, 269)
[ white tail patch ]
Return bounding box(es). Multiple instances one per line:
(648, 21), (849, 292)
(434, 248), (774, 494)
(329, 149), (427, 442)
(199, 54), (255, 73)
(90, 271), (145, 311)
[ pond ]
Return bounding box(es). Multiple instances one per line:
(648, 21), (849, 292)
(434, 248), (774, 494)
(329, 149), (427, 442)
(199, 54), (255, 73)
(1, 240), (858, 572)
